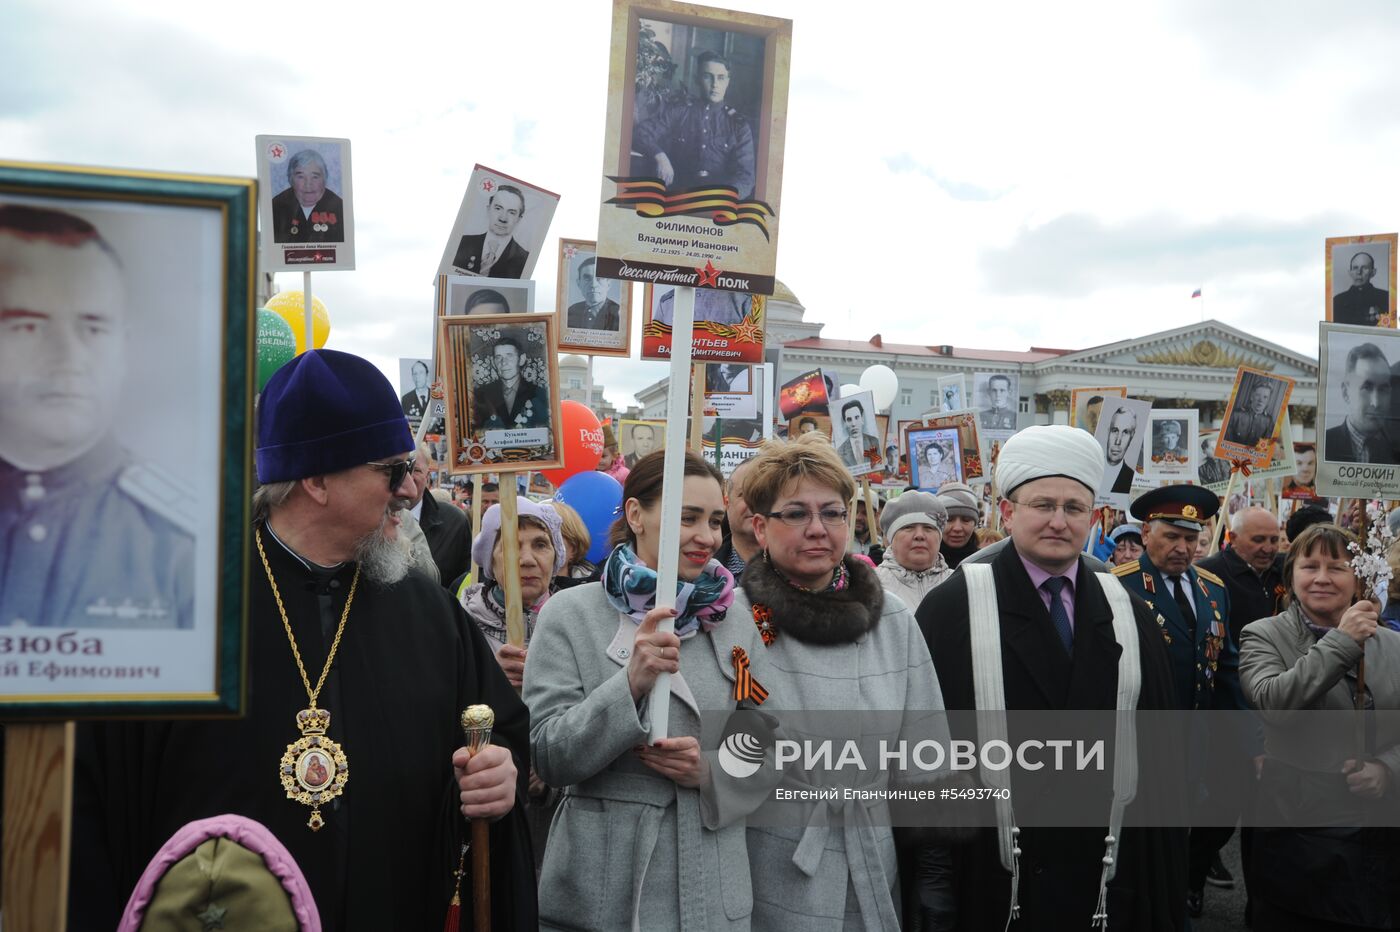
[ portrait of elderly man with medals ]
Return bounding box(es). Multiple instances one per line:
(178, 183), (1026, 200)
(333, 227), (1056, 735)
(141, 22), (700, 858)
(69, 350), (537, 930)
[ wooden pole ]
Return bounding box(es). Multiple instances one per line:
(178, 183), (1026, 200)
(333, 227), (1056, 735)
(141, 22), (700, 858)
(498, 472), (526, 647)
(862, 479), (881, 546)
(1208, 467), (1241, 557)
(3, 722), (75, 932)
(649, 285), (698, 743)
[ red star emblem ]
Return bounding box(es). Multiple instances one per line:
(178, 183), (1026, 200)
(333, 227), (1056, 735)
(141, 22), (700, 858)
(696, 261), (720, 288)
(268, 143), (286, 159)
(564, 245), (578, 259)
(482, 179), (496, 192)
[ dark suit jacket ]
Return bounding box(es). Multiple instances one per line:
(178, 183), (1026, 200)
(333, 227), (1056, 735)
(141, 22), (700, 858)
(914, 543), (1186, 931)
(452, 233), (528, 279)
(1109, 461), (1134, 493)
(419, 492), (471, 586)
(566, 299), (620, 331)
(474, 378), (548, 430)
(401, 390), (430, 420)
(1333, 283), (1390, 326)
(270, 187), (346, 243)
(1324, 421), (1399, 464)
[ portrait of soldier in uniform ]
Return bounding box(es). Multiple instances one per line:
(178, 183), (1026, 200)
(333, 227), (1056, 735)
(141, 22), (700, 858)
(977, 373), (1017, 431)
(653, 286), (752, 326)
(634, 49), (757, 199)
(0, 204), (195, 629)
(1223, 380), (1277, 449)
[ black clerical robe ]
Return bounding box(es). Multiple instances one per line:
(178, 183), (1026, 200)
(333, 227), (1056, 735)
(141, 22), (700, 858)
(914, 542), (1187, 931)
(69, 526), (536, 930)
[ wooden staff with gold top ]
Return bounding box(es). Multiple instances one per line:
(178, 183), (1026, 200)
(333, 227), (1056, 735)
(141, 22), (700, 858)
(446, 704), (495, 932)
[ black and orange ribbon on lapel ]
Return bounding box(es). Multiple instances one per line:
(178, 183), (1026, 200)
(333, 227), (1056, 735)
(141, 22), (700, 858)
(731, 646), (768, 705)
(606, 177), (775, 240)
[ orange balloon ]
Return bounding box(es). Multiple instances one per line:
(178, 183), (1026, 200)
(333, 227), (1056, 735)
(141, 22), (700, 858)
(539, 401), (604, 486)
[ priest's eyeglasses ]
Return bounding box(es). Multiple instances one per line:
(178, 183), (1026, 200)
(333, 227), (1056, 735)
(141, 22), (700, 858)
(1011, 497), (1092, 519)
(366, 454), (416, 492)
(767, 507), (849, 527)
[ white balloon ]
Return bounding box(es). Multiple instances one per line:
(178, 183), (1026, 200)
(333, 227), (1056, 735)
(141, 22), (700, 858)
(839, 383), (861, 399)
(859, 364), (900, 410)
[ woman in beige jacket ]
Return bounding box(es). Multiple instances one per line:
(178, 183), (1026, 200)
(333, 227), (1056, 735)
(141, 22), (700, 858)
(1239, 523), (1400, 931)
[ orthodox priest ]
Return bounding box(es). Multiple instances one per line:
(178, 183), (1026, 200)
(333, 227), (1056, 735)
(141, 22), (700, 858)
(915, 425), (1186, 931)
(69, 349), (537, 930)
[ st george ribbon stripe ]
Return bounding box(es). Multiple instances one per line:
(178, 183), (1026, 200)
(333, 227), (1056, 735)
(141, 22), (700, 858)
(607, 177), (774, 239)
(731, 646), (768, 705)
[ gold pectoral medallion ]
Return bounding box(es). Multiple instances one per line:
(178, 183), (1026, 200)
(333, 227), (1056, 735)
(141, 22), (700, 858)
(279, 707), (348, 831)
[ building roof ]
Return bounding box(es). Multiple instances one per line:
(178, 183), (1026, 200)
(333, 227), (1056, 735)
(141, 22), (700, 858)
(781, 335), (1072, 363)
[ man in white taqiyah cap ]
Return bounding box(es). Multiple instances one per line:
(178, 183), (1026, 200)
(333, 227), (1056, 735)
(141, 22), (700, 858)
(912, 424), (1186, 930)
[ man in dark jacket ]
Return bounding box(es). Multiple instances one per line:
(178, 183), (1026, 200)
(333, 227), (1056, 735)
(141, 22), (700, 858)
(408, 444), (472, 585)
(916, 426), (1186, 931)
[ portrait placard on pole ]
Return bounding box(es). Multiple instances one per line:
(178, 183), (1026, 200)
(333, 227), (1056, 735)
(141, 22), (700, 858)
(1214, 366), (1295, 468)
(557, 238), (633, 357)
(595, 0), (792, 297)
(640, 283), (765, 362)
(1325, 233), (1398, 328)
(255, 134), (355, 271)
(1317, 322), (1400, 498)
(439, 313), (564, 475)
(436, 165), (560, 281)
(0, 159), (256, 717)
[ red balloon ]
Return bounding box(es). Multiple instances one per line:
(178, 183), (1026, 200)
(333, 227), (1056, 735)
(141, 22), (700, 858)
(539, 400), (604, 486)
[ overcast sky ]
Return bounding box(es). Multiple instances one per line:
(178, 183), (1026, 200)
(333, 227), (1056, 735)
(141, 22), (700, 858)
(5, 0), (1396, 409)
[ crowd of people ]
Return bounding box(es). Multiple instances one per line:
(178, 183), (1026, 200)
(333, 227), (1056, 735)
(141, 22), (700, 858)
(64, 349), (1400, 931)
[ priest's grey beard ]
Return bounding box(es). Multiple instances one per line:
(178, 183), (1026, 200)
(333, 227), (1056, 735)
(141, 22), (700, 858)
(353, 504), (413, 585)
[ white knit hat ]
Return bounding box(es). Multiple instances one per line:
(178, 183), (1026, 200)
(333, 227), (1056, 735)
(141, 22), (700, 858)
(995, 425), (1104, 497)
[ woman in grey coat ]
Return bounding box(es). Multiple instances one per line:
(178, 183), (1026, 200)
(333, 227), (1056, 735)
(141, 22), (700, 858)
(1240, 523), (1400, 930)
(738, 434), (953, 931)
(525, 451), (776, 932)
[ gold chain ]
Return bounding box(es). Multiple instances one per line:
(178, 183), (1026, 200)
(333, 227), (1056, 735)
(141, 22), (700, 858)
(255, 527), (360, 706)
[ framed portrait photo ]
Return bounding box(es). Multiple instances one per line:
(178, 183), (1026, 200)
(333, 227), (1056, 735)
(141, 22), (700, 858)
(1197, 428), (1232, 491)
(1145, 409), (1198, 480)
(787, 413), (832, 442)
(619, 418), (667, 468)
(596, 0), (792, 296)
(1326, 233), (1397, 328)
(1092, 396), (1153, 507)
(702, 364), (771, 476)
(908, 427), (963, 491)
(1316, 322), (1400, 498)
(436, 165), (560, 281)
(935, 374), (966, 413)
(0, 159), (256, 717)
(826, 390), (882, 477)
(255, 134), (355, 271)
(436, 273), (535, 319)
(1215, 366), (1294, 467)
(439, 312), (563, 475)
(703, 363), (755, 419)
(973, 371), (1019, 437)
(898, 411), (985, 486)
(556, 238), (632, 357)
(1070, 386), (1126, 434)
(1281, 442), (1318, 500)
(640, 283), (765, 362)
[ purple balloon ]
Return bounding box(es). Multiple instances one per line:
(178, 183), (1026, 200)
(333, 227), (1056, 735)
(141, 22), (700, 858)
(555, 471), (624, 564)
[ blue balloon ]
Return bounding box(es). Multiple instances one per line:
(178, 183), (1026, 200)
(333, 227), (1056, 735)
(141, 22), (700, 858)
(556, 471), (624, 564)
